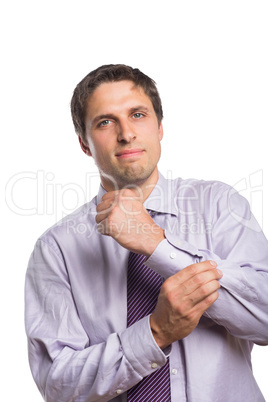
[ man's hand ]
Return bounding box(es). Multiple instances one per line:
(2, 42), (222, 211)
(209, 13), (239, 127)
(96, 189), (165, 257)
(150, 260), (223, 349)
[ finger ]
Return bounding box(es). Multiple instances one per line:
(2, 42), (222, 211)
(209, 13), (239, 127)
(100, 191), (119, 202)
(95, 211), (106, 224)
(96, 220), (107, 235)
(96, 197), (117, 213)
(95, 205), (108, 224)
(97, 192), (134, 214)
(101, 189), (137, 201)
(97, 196), (144, 219)
(189, 277), (221, 303)
(173, 280), (220, 320)
(194, 287), (220, 314)
(183, 267), (222, 296)
(96, 218), (122, 239)
(96, 193), (121, 223)
(174, 260), (220, 285)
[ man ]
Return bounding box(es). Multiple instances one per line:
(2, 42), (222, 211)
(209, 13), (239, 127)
(25, 64), (268, 401)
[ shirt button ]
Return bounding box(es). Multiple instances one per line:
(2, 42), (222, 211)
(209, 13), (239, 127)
(171, 368), (178, 375)
(116, 389), (122, 395)
(170, 252), (176, 259)
(151, 362), (158, 369)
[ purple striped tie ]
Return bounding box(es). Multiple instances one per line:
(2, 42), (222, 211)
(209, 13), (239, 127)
(127, 234), (171, 401)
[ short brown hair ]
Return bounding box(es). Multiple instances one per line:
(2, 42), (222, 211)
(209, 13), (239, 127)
(70, 64), (163, 143)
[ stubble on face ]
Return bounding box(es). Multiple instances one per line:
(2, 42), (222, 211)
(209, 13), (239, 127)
(99, 156), (159, 191)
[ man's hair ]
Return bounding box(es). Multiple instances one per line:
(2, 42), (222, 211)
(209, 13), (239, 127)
(70, 64), (163, 143)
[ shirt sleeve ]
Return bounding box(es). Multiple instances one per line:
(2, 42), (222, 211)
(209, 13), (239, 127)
(146, 183), (268, 345)
(25, 239), (167, 402)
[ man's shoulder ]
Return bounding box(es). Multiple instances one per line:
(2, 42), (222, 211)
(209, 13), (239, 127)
(38, 196), (97, 244)
(170, 175), (232, 197)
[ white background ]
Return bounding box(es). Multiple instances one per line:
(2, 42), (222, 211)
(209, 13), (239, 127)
(1, 1), (268, 400)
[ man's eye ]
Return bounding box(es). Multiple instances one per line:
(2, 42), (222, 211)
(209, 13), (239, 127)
(133, 113), (143, 119)
(99, 120), (111, 127)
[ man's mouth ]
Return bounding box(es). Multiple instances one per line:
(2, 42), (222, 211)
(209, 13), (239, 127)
(115, 149), (144, 159)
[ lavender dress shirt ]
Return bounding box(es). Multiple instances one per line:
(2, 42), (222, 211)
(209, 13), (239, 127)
(25, 173), (268, 401)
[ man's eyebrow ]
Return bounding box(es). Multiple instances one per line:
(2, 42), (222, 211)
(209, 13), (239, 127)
(129, 105), (150, 114)
(92, 114), (115, 126)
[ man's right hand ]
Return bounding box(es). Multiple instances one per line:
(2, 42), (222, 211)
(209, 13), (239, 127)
(150, 260), (223, 349)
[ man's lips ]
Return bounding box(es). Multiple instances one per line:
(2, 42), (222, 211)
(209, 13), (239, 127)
(115, 149), (144, 159)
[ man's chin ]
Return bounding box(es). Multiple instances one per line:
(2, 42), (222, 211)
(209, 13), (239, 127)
(100, 166), (156, 191)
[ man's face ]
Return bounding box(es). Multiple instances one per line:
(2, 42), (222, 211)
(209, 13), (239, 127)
(83, 80), (163, 191)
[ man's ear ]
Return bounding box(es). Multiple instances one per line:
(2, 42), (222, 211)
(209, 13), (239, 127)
(159, 122), (164, 141)
(79, 136), (92, 156)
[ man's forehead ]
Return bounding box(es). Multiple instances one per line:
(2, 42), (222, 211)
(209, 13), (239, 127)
(93, 79), (148, 99)
(86, 80), (152, 114)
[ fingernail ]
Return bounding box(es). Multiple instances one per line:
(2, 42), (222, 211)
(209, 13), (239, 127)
(217, 269), (223, 276)
(209, 260), (217, 267)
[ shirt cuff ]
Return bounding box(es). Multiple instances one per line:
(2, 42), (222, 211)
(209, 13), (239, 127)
(119, 316), (169, 378)
(145, 230), (203, 278)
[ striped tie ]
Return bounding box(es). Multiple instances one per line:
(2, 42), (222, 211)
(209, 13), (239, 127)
(127, 231), (171, 401)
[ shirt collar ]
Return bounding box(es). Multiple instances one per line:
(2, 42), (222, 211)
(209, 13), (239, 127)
(143, 172), (178, 216)
(96, 172), (178, 216)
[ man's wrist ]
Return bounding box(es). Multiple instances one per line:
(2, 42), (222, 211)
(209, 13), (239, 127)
(149, 314), (171, 350)
(143, 228), (165, 258)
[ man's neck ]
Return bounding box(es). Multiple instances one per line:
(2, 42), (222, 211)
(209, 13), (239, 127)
(100, 169), (159, 203)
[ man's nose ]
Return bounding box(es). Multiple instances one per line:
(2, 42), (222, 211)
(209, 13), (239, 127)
(117, 120), (136, 143)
